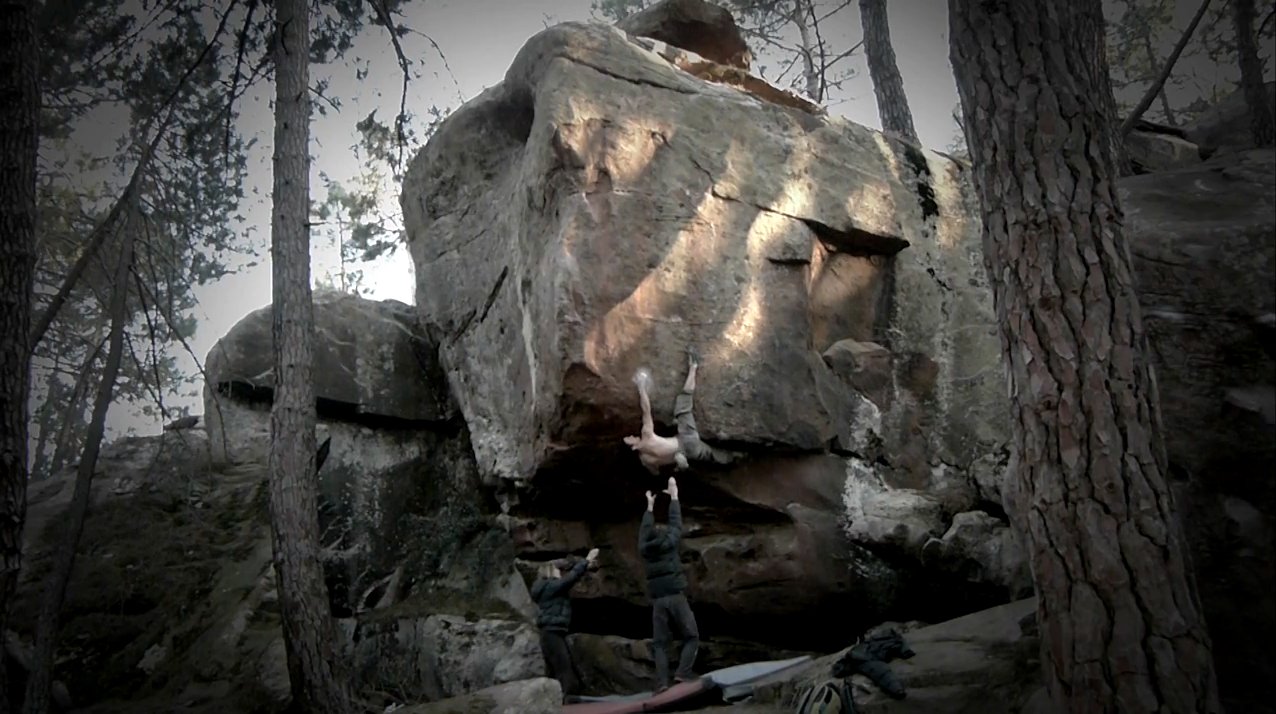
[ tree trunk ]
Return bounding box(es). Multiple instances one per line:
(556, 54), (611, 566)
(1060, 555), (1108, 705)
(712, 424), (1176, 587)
(47, 337), (103, 476)
(0, 1), (40, 710)
(791, 0), (822, 101)
(1232, 0), (1276, 146)
(1141, 33), (1178, 126)
(859, 0), (918, 142)
(21, 229), (133, 714)
(28, 363), (65, 481)
(268, 0), (354, 710)
(948, 1), (1223, 713)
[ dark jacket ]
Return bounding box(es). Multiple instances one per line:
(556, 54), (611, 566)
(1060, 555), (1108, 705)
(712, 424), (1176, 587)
(530, 559), (590, 632)
(831, 628), (915, 699)
(639, 500), (688, 599)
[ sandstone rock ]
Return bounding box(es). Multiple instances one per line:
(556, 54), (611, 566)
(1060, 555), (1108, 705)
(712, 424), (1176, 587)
(1126, 125), (1200, 173)
(395, 677), (562, 714)
(921, 511), (1031, 597)
(629, 35), (823, 114)
(822, 339), (893, 403)
(1182, 82), (1276, 158)
(203, 291), (451, 466)
(352, 615), (543, 702)
(842, 458), (947, 553)
(403, 20), (1005, 489)
(1122, 147), (1276, 714)
(616, 0), (752, 70)
(753, 598), (1041, 713)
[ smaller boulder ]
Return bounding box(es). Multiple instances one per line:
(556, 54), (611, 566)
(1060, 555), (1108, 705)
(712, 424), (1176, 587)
(616, 0), (752, 70)
(823, 339), (893, 401)
(1127, 126), (1200, 174)
(920, 510), (1032, 596)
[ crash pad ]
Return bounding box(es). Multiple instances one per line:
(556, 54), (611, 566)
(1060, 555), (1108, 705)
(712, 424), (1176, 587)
(562, 679), (715, 713)
(704, 655), (811, 687)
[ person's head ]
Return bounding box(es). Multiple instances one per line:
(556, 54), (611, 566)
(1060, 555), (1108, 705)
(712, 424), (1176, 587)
(537, 561), (562, 580)
(640, 523), (673, 557)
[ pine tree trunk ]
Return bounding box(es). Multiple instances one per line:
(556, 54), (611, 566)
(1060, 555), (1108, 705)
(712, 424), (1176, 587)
(0, 1), (39, 710)
(859, 0), (918, 142)
(48, 338), (102, 476)
(1233, 0), (1276, 145)
(28, 364), (64, 481)
(948, 1), (1222, 712)
(268, 0), (354, 710)
(22, 230), (133, 714)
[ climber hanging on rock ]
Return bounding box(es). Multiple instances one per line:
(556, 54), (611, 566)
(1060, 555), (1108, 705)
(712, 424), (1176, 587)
(624, 345), (739, 473)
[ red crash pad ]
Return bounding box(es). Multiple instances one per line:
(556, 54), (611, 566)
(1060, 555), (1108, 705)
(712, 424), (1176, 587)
(562, 679), (714, 714)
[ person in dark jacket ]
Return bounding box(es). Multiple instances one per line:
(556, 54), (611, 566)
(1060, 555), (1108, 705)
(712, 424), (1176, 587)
(639, 477), (700, 691)
(530, 547), (599, 698)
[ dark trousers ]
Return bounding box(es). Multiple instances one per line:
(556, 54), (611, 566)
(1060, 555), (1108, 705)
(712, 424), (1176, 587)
(652, 592), (700, 688)
(674, 392), (736, 465)
(539, 629), (580, 697)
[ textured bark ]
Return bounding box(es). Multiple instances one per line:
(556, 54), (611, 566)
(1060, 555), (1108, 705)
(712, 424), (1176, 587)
(1119, 0), (1213, 138)
(1233, 0), (1276, 146)
(859, 0), (918, 142)
(21, 229), (133, 714)
(267, 0), (354, 710)
(948, 1), (1222, 713)
(0, 1), (39, 710)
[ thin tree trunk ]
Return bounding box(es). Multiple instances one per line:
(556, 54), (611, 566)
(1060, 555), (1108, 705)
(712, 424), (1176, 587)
(0, 1), (40, 710)
(48, 337), (104, 475)
(859, 0), (918, 142)
(1233, 0), (1276, 146)
(268, 0), (354, 710)
(28, 363), (64, 481)
(948, 1), (1222, 712)
(1142, 33), (1179, 126)
(791, 0), (822, 101)
(21, 228), (133, 714)
(1120, 0), (1213, 137)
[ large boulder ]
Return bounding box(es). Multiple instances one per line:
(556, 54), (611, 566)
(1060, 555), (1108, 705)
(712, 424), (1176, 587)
(752, 598), (1041, 713)
(1181, 82), (1276, 158)
(1121, 147), (1276, 714)
(400, 15), (1010, 652)
(350, 615), (544, 701)
(402, 19), (1005, 490)
(202, 289), (452, 467)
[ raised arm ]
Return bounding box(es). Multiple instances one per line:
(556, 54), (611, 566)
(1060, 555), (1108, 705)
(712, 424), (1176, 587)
(666, 478), (683, 545)
(640, 493), (656, 544)
(532, 558), (591, 602)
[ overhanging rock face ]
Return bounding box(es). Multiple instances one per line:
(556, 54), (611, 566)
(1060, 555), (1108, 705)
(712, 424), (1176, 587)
(401, 21), (1007, 488)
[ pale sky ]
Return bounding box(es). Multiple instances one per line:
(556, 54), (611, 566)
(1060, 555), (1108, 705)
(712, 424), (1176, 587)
(95, 0), (1241, 436)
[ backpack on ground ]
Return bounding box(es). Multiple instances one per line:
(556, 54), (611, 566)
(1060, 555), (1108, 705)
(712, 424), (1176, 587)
(794, 677), (855, 714)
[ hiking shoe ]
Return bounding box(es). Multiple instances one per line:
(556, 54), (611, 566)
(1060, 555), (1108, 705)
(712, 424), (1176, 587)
(673, 674), (698, 684)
